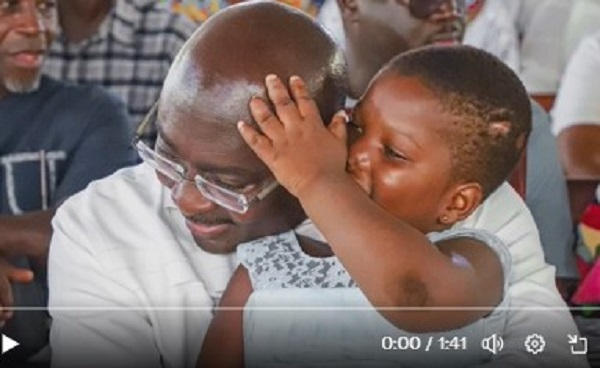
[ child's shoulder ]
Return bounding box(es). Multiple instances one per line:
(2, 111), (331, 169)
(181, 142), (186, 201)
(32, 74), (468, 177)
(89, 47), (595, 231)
(429, 228), (512, 290)
(237, 231), (355, 290)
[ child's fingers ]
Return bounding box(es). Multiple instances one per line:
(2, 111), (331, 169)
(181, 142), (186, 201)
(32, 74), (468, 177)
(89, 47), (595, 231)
(0, 275), (14, 318)
(265, 74), (302, 127)
(237, 121), (276, 165)
(249, 96), (284, 140)
(289, 76), (321, 123)
(6, 268), (34, 284)
(328, 110), (348, 144)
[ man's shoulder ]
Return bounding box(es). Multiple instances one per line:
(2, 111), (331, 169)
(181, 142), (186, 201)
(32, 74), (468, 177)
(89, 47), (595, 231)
(56, 164), (162, 221)
(40, 76), (126, 113)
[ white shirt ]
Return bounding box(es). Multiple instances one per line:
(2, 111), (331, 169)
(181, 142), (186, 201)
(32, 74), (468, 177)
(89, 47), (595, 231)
(565, 0), (600, 60)
(463, 0), (520, 73)
(503, 0), (550, 37)
(518, 0), (575, 95)
(48, 164), (586, 368)
(552, 31), (600, 135)
(317, 0), (345, 49)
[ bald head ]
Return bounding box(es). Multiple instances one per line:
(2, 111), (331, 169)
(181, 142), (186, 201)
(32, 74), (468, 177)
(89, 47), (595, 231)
(154, 3), (346, 254)
(161, 2), (347, 130)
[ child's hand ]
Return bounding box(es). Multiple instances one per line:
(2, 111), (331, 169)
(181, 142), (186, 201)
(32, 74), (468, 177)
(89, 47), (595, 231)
(238, 74), (349, 198)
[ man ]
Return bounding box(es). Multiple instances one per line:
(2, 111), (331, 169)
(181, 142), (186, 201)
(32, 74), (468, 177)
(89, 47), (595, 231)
(43, 0), (197, 144)
(0, 0), (135, 362)
(333, 0), (578, 283)
(48, 2), (584, 368)
(49, 3), (344, 368)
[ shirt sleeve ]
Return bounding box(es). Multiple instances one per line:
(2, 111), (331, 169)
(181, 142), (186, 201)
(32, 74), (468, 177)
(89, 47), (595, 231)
(526, 103), (577, 278)
(48, 198), (162, 368)
(552, 31), (600, 135)
(51, 89), (136, 203)
(428, 228), (512, 295)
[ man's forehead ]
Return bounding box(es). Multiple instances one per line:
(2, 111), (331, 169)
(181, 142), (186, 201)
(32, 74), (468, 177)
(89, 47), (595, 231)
(156, 114), (270, 178)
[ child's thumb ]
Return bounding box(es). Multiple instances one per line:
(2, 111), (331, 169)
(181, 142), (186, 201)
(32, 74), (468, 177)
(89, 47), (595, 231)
(328, 110), (348, 143)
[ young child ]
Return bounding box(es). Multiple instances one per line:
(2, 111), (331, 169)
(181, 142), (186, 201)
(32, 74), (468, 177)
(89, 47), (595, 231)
(198, 45), (532, 367)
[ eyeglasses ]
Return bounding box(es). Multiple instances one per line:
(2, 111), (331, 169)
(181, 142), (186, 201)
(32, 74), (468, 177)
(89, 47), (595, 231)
(134, 102), (279, 214)
(400, 0), (468, 19)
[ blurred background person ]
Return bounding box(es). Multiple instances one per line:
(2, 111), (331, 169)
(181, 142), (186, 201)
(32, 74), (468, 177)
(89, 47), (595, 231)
(553, 30), (600, 222)
(552, 29), (600, 365)
(0, 0), (135, 365)
(43, 0), (197, 145)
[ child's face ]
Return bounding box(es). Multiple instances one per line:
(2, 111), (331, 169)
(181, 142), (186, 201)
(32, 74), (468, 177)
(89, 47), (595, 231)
(348, 74), (457, 233)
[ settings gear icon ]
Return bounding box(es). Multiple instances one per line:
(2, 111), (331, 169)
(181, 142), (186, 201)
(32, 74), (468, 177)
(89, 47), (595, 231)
(525, 334), (546, 354)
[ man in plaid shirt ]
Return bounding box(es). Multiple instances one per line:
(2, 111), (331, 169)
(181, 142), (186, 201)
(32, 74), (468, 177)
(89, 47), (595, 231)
(44, 0), (197, 145)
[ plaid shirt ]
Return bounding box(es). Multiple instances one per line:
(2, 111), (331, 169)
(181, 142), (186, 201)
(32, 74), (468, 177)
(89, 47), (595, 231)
(44, 0), (197, 144)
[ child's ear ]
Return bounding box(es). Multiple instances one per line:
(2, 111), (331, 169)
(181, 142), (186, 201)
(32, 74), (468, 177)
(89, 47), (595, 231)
(337, 0), (359, 21)
(438, 183), (483, 226)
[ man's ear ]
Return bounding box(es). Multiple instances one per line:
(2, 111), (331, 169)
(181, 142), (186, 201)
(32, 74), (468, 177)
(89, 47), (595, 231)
(438, 182), (483, 226)
(337, 0), (359, 21)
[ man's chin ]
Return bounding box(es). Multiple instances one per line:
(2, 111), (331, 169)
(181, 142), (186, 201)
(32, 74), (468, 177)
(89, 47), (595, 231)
(3, 74), (42, 94)
(192, 236), (237, 255)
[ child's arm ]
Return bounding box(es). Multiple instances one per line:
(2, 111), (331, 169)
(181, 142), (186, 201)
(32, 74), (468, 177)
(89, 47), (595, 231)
(238, 75), (504, 333)
(197, 266), (252, 368)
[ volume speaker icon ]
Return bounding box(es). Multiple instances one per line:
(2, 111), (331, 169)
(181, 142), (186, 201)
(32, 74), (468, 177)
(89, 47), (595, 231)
(481, 334), (504, 355)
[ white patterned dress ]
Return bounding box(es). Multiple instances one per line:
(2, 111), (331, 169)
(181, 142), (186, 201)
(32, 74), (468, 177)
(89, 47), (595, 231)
(237, 229), (512, 368)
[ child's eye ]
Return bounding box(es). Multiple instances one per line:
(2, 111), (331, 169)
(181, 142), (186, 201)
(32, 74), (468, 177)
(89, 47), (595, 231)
(384, 146), (407, 161)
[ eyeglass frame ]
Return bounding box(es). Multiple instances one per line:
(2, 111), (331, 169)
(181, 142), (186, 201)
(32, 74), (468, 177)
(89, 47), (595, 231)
(134, 101), (280, 214)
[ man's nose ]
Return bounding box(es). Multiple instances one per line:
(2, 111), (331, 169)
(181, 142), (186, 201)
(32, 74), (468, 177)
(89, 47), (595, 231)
(14, 1), (46, 35)
(431, 0), (463, 21)
(170, 180), (218, 217)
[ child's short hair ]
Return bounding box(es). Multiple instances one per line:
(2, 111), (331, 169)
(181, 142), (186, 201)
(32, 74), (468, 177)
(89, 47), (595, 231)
(382, 45), (532, 198)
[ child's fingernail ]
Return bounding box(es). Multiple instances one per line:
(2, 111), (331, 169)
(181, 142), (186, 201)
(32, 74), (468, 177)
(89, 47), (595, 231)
(335, 110), (349, 122)
(237, 121), (246, 130)
(266, 74), (277, 83)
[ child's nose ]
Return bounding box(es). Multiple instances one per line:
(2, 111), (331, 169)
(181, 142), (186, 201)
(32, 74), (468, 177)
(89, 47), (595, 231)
(347, 145), (372, 195)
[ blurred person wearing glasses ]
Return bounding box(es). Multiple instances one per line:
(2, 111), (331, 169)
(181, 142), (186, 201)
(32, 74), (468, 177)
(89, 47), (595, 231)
(48, 2), (583, 368)
(0, 0), (134, 364)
